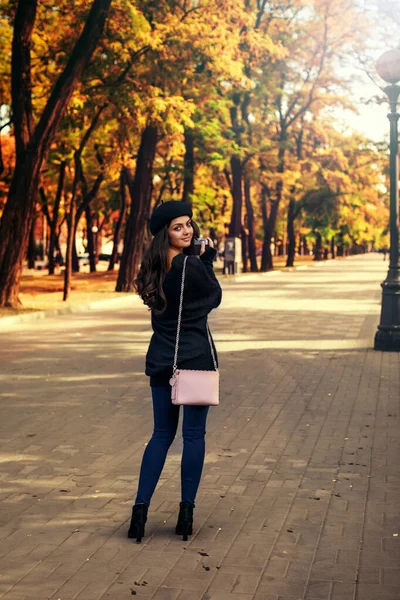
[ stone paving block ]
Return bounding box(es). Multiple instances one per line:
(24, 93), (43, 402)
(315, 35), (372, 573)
(150, 588), (181, 600)
(161, 574), (210, 592)
(285, 560), (312, 580)
(0, 560), (41, 596)
(304, 580), (332, 599)
(223, 557), (265, 570)
(175, 592), (206, 600)
(225, 541), (253, 558)
(50, 566), (119, 599)
(11, 560), (62, 593)
(207, 571), (238, 592)
(357, 566), (381, 584)
(263, 557), (290, 578)
(310, 561), (357, 583)
(381, 568), (400, 585)
(168, 563), (214, 582)
(256, 576), (307, 596)
(229, 573), (260, 595)
(0, 530), (32, 559)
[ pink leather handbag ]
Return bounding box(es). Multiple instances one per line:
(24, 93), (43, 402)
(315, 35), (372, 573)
(169, 256), (219, 406)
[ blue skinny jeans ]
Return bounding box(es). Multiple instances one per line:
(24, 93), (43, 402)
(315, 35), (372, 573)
(135, 386), (209, 507)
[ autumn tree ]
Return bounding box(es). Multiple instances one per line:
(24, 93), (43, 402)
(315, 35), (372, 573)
(116, 0), (246, 291)
(0, 0), (112, 307)
(250, 0), (372, 270)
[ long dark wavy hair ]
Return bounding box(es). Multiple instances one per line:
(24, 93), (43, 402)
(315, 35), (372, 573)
(134, 219), (200, 313)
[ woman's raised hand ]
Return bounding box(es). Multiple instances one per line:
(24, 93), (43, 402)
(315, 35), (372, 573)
(200, 237), (214, 255)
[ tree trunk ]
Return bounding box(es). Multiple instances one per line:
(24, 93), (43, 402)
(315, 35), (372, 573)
(244, 177), (258, 272)
(337, 236), (344, 256)
(228, 100), (243, 238)
(64, 203), (77, 301)
(116, 124), (158, 292)
(260, 185), (272, 272)
(0, 0), (112, 308)
(0, 155), (40, 306)
(313, 231), (323, 261)
(71, 135), (105, 276)
(228, 155), (243, 237)
(259, 143), (285, 272)
(286, 196), (296, 267)
(86, 205), (96, 272)
(109, 167), (128, 271)
(11, 0), (37, 158)
(47, 160), (65, 275)
(331, 236), (335, 259)
(27, 216), (36, 269)
(96, 215), (105, 258)
(182, 128), (194, 204)
(262, 197), (280, 271)
(72, 237), (80, 272)
(0, 0), (38, 305)
(64, 151), (81, 301)
(241, 227), (248, 273)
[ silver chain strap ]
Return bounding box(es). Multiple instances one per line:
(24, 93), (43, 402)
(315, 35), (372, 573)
(172, 255), (218, 375)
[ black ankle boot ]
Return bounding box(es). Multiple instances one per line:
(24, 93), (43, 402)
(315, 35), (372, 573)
(128, 504), (148, 543)
(175, 501), (194, 541)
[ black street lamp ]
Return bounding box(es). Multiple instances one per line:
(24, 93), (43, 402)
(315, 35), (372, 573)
(374, 48), (400, 352)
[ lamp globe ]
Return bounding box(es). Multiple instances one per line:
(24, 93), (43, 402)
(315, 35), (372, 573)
(376, 48), (400, 84)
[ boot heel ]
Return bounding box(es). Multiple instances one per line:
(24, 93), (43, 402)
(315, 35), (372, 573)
(135, 522), (145, 543)
(175, 501), (194, 541)
(182, 520), (190, 541)
(128, 504), (148, 543)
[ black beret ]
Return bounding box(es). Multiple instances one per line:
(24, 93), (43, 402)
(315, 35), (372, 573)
(149, 201), (193, 236)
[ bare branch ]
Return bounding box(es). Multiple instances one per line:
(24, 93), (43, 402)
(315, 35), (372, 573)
(0, 120), (12, 132)
(255, 0), (268, 29)
(78, 104), (107, 155)
(39, 187), (51, 223)
(33, 0), (112, 158)
(286, 7), (329, 129)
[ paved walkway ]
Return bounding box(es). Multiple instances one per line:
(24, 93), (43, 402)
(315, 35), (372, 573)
(0, 254), (399, 600)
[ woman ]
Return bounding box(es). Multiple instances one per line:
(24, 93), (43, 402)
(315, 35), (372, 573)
(128, 200), (222, 543)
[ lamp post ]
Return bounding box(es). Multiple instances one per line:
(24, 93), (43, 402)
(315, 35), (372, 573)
(374, 48), (400, 351)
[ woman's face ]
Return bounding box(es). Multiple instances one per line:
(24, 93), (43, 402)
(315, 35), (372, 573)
(168, 216), (193, 250)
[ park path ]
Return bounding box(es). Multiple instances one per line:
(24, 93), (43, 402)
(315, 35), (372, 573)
(0, 254), (399, 600)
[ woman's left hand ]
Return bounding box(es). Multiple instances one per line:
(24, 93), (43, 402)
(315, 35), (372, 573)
(200, 237), (214, 255)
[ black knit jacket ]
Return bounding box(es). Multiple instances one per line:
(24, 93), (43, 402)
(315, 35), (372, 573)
(145, 246), (222, 387)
